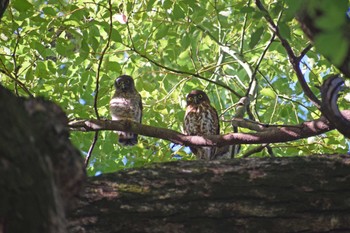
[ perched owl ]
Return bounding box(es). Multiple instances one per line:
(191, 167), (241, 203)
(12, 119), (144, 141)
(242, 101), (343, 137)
(184, 90), (219, 160)
(109, 75), (142, 146)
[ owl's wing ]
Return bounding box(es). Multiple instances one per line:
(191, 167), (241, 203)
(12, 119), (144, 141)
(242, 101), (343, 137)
(138, 92), (143, 123)
(211, 105), (220, 135)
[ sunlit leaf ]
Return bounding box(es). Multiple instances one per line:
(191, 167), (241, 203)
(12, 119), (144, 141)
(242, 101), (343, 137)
(260, 88), (276, 99)
(12, 0), (33, 12)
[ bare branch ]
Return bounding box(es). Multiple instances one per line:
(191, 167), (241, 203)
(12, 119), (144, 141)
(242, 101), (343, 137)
(87, 0), (113, 164)
(68, 110), (349, 147)
(242, 144), (270, 158)
(298, 44), (313, 61)
(239, 0), (252, 54)
(85, 132), (98, 167)
(251, 33), (276, 84)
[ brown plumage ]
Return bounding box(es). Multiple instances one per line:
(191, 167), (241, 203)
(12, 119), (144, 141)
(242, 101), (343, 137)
(184, 90), (219, 159)
(109, 75), (142, 146)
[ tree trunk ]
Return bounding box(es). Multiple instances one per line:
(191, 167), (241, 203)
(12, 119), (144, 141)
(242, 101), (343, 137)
(69, 156), (350, 233)
(0, 86), (85, 233)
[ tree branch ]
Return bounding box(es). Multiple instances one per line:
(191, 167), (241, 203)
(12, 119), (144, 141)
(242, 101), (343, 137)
(86, 0), (113, 165)
(298, 44), (313, 61)
(69, 155), (350, 233)
(255, 0), (321, 109)
(129, 46), (243, 98)
(68, 110), (350, 147)
(126, 20), (242, 98)
(93, 0), (113, 120)
(321, 75), (350, 138)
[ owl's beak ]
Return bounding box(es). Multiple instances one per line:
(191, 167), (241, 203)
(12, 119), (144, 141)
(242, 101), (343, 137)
(121, 82), (128, 91)
(193, 96), (199, 104)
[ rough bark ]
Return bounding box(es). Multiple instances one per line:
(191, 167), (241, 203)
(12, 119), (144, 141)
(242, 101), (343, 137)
(0, 86), (85, 233)
(69, 155), (350, 233)
(0, 0), (8, 19)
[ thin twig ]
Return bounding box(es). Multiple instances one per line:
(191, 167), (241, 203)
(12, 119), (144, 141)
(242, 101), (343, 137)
(125, 18), (242, 98)
(246, 33), (276, 97)
(93, 0), (113, 120)
(12, 27), (21, 96)
(86, 0), (113, 165)
(85, 132), (99, 166)
(242, 144), (269, 158)
(239, 0), (252, 54)
(0, 62), (32, 96)
(252, 33), (276, 80)
(298, 44), (313, 61)
(129, 45), (243, 98)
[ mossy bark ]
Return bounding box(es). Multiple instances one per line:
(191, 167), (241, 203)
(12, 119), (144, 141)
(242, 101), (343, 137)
(69, 156), (350, 233)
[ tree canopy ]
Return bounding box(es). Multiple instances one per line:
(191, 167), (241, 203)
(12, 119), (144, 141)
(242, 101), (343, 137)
(0, 0), (349, 175)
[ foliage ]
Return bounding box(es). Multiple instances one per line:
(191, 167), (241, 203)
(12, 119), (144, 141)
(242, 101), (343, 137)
(0, 0), (348, 175)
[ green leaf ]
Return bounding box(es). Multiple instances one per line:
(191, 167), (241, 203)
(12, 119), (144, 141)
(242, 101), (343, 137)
(155, 24), (169, 40)
(146, 0), (156, 11)
(249, 27), (264, 49)
(162, 0), (173, 10)
(56, 38), (68, 56)
(42, 7), (57, 16)
(12, 0), (33, 12)
(172, 4), (185, 19)
(181, 34), (191, 49)
(25, 67), (34, 81)
(111, 28), (122, 43)
(260, 88), (276, 99)
(314, 32), (349, 66)
(278, 22), (291, 40)
(35, 61), (48, 77)
(32, 41), (46, 58)
(104, 61), (121, 72)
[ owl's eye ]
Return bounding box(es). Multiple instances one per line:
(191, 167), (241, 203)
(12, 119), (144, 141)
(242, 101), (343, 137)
(188, 97), (193, 101)
(198, 94), (203, 99)
(116, 81), (122, 86)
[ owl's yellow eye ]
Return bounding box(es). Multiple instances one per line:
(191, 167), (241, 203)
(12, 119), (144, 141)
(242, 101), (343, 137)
(198, 94), (203, 99)
(188, 97), (193, 101)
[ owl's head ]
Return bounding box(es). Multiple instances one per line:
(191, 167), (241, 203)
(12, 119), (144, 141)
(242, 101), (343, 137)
(186, 90), (210, 106)
(114, 75), (135, 92)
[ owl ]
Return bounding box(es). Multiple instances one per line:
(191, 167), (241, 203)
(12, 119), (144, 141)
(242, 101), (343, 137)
(109, 75), (142, 146)
(184, 90), (219, 160)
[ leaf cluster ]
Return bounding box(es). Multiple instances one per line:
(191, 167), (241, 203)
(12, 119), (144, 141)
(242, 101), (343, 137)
(0, 0), (347, 175)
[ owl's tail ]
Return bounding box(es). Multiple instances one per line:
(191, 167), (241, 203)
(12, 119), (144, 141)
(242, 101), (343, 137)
(118, 132), (138, 146)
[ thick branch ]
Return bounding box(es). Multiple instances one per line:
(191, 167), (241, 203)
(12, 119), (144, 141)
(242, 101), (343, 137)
(68, 155), (350, 233)
(321, 75), (350, 138)
(68, 111), (350, 146)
